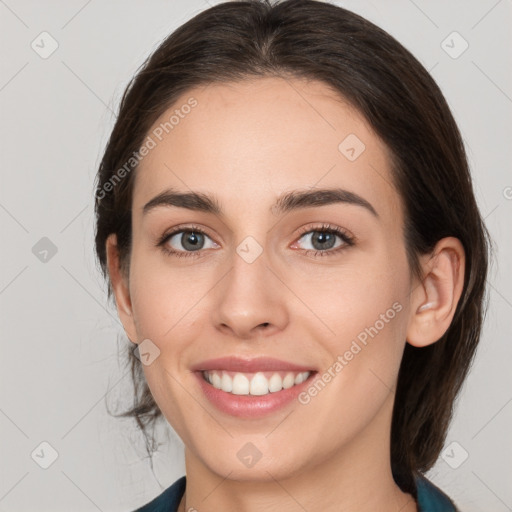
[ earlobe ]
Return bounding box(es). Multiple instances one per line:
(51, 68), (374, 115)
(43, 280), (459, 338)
(106, 234), (138, 343)
(407, 237), (465, 348)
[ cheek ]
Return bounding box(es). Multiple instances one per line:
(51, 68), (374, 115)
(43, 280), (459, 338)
(128, 244), (211, 343)
(292, 260), (409, 343)
(294, 274), (409, 445)
(289, 252), (411, 389)
(126, 250), (212, 439)
(332, 298), (406, 397)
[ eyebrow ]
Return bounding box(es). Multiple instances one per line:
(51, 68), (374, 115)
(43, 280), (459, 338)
(142, 187), (378, 217)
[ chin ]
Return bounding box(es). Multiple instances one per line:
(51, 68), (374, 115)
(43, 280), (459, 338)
(199, 448), (307, 483)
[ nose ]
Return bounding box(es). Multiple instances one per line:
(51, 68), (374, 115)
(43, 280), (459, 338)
(211, 246), (289, 340)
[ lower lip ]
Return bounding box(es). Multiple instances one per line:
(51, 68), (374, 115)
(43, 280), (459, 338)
(194, 371), (316, 418)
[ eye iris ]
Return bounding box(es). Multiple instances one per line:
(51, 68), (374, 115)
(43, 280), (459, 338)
(311, 231), (336, 250)
(181, 231), (203, 251)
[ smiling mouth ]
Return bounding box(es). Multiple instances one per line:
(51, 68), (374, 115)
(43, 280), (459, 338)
(201, 369), (315, 396)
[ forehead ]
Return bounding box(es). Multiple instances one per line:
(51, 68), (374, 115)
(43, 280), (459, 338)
(133, 77), (401, 221)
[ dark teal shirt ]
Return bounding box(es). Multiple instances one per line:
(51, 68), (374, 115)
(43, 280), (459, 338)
(133, 474), (458, 511)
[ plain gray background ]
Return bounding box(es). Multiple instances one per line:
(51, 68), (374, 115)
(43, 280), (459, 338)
(1, 0), (511, 510)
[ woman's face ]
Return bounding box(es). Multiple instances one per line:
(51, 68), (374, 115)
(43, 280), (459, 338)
(115, 77), (418, 481)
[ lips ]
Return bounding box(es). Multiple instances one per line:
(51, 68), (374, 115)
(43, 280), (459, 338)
(191, 356), (318, 418)
(190, 356), (316, 373)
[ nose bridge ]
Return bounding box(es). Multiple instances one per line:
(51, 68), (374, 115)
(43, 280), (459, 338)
(212, 237), (288, 337)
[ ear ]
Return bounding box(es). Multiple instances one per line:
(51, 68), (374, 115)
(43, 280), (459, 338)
(406, 237), (465, 348)
(106, 234), (138, 344)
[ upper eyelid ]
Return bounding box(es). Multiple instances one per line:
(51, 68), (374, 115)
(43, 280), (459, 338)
(163, 223), (347, 238)
(297, 223), (351, 236)
(162, 223), (215, 240)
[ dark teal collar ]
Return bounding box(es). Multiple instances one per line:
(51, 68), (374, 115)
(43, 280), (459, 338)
(415, 473), (458, 511)
(133, 474), (458, 511)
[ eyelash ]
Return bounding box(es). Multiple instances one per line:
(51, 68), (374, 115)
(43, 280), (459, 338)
(156, 223), (355, 259)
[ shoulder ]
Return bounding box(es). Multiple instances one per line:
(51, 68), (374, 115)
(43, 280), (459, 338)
(131, 476), (186, 512)
(415, 473), (460, 511)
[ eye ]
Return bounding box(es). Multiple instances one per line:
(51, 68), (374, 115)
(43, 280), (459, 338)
(292, 223), (354, 257)
(157, 225), (219, 258)
(156, 223), (354, 259)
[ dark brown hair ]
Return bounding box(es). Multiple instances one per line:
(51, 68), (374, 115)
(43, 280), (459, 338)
(94, 0), (489, 494)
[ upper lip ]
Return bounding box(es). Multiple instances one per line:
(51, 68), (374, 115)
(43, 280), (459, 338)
(191, 356), (316, 373)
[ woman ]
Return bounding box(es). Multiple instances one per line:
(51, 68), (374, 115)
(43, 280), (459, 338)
(94, 1), (489, 510)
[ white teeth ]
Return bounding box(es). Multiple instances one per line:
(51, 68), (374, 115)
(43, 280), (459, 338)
(249, 372), (269, 396)
(268, 373), (283, 392)
(211, 372), (222, 389)
(232, 373), (250, 395)
(282, 373), (295, 389)
(221, 372), (232, 392)
(295, 372), (306, 385)
(202, 370), (311, 395)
